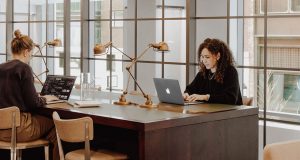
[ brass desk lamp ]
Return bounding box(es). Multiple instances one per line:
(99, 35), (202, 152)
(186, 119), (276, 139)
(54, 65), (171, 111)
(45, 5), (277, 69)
(94, 41), (169, 108)
(32, 39), (62, 85)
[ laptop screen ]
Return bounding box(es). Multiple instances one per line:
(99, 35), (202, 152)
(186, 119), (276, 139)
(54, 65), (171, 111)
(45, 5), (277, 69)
(40, 75), (76, 100)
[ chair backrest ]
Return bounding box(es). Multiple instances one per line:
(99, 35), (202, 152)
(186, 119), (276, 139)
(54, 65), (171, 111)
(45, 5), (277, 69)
(52, 111), (94, 142)
(0, 106), (20, 129)
(264, 140), (300, 160)
(242, 97), (253, 106)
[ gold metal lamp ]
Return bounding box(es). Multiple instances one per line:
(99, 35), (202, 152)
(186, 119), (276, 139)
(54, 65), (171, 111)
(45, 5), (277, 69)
(94, 41), (169, 108)
(94, 42), (134, 105)
(32, 39), (62, 85)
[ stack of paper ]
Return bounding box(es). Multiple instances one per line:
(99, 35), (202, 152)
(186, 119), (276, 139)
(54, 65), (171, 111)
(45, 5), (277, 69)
(73, 101), (101, 108)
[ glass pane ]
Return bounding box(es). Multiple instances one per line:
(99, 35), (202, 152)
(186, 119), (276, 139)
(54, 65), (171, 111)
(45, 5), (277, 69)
(70, 58), (81, 84)
(30, 57), (48, 83)
(196, 0), (227, 17)
(13, 23), (29, 35)
(70, 22), (81, 58)
(30, 23), (47, 56)
(112, 21), (134, 60)
(0, 0), (6, 21)
(71, 0), (81, 20)
(196, 19), (227, 47)
(0, 23), (5, 53)
(89, 21), (110, 57)
(47, 22), (64, 56)
(14, 0), (29, 21)
(266, 18), (300, 68)
(164, 64), (186, 93)
(256, 69), (265, 110)
(89, 0), (101, 19)
(292, 0), (300, 12)
(137, 20), (162, 61)
(164, 0), (186, 18)
(112, 0), (135, 19)
(111, 60), (125, 91)
(30, 0), (46, 21)
(230, 18), (264, 67)
(89, 0), (110, 19)
(91, 60), (110, 91)
(48, 0), (64, 21)
(238, 68), (257, 100)
(164, 20), (186, 63)
(265, 70), (300, 116)
(137, 0), (161, 18)
(48, 58), (64, 75)
(137, 63), (161, 96)
(261, 0), (288, 13)
(0, 55), (6, 63)
(268, 18), (300, 36)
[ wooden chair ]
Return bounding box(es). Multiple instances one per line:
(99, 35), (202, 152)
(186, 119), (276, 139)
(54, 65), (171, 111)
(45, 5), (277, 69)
(0, 106), (49, 160)
(264, 140), (300, 160)
(242, 97), (253, 106)
(52, 111), (128, 160)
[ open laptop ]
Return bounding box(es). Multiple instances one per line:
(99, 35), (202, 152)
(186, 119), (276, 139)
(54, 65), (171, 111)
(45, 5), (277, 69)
(153, 78), (203, 105)
(40, 75), (76, 104)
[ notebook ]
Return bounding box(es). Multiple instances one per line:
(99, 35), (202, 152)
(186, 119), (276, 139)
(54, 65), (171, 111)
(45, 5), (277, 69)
(40, 75), (76, 104)
(153, 78), (203, 105)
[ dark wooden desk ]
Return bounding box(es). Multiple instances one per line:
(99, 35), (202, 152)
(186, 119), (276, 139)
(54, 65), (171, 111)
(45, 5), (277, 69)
(39, 92), (258, 160)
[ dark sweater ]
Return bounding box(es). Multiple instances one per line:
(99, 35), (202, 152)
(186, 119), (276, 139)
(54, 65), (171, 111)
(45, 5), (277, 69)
(0, 59), (46, 112)
(185, 65), (242, 105)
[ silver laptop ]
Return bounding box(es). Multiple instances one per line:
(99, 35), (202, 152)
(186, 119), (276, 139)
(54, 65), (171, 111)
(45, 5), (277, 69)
(153, 78), (203, 105)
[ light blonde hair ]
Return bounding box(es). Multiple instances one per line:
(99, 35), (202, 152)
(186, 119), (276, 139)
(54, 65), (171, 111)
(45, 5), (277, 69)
(11, 30), (34, 54)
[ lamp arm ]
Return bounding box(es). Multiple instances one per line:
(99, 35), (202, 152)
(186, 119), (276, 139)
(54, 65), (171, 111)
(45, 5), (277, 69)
(33, 71), (44, 85)
(124, 45), (152, 98)
(126, 46), (151, 69)
(111, 44), (134, 61)
(123, 71), (131, 95)
(36, 68), (49, 77)
(36, 45), (48, 68)
(126, 67), (147, 98)
(32, 44), (47, 56)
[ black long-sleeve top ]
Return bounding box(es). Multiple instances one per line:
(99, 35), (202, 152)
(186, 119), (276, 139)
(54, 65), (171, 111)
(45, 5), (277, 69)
(185, 65), (242, 105)
(0, 59), (46, 112)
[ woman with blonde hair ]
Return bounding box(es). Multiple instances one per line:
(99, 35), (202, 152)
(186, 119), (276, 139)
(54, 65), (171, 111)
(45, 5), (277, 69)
(0, 30), (59, 160)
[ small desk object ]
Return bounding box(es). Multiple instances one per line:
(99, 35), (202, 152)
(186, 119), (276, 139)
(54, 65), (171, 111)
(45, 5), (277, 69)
(39, 92), (258, 160)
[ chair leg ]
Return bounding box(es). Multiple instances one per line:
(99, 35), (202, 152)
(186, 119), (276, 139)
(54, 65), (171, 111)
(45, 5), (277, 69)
(11, 148), (16, 160)
(16, 149), (22, 160)
(44, 145), (49, 160)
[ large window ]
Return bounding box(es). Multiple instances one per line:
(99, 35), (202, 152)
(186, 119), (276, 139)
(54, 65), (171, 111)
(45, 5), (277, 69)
(1, 1), (300, 157)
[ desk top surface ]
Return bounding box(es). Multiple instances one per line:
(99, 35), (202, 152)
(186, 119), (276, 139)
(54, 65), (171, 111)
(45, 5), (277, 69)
(45, 91), (258, 125)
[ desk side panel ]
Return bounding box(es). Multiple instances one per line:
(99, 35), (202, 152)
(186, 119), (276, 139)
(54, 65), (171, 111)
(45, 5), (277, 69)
(144, 115), (258, 160)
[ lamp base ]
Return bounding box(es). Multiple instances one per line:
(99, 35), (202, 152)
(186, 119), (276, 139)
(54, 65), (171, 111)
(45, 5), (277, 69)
(113, 94), (131, 105)
(139, 103), (158, 108)
(114, 101), (131, 105)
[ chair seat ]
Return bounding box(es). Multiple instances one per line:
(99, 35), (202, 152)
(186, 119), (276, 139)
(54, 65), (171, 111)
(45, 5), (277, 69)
(0, 139), (49, 150)
(65, 149), (128, 160)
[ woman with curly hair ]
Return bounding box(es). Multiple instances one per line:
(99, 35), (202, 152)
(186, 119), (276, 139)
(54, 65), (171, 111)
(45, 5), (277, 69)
(183, 38), (242, 105)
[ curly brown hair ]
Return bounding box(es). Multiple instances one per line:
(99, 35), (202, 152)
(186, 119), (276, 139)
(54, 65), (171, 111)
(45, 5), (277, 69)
(198, 38), (235, 83)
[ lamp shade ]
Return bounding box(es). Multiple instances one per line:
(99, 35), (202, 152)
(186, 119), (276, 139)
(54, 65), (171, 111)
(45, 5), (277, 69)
(94, 42), (112, 55)
(47, 39), (62, 47)
(150, 41), (169, 51)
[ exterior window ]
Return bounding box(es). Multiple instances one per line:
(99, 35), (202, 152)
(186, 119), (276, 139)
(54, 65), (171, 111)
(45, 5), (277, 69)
(260, 0), (288, 13)
(260, 0), (300, 13)
(112, 10), (123, 27)
(106, 54), (116, 72)
(291, 0), (300, 11)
